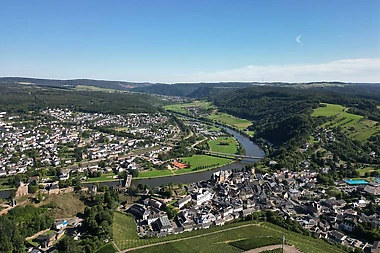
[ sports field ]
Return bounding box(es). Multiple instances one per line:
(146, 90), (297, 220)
(176, 155), (232, 174)
(208, 137), (239, 154)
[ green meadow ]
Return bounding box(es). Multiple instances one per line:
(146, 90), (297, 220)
(208, 137), (239, 154)
(176, 155), (232, 174)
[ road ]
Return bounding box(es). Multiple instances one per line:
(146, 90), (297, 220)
(117, 223), (258, 252)
(244, 244), (301, 253)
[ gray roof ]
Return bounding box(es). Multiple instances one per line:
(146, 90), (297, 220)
(158, 216), (171, 228)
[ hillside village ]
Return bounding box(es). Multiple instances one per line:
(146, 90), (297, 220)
(0, 106), (380, 253)
(124, 165), (380, 252)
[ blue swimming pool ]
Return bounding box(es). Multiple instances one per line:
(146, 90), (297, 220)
(345, 179), (369, 185)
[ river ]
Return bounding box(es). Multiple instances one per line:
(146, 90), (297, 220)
(84, 126), (264, 189)
(0, 125), (264, 198)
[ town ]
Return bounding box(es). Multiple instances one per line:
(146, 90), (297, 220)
(1, 103), (379, 253)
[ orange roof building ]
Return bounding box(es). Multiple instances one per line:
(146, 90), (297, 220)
(172, 161), (187, 169)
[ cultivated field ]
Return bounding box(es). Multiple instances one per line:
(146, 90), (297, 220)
(75, 85), (117, 93)
(312, 103), (380, 141)
(112, 213), (343, 253)
(163, 101), (214, 114)
(208, 113), (252, 131)
(163, 101), (253, 136)
(95, 243), (116, 253)
(208, 137), (239, 154)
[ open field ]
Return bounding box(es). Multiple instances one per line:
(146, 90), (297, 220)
(176, 155), (232, 174)
(312, 103), (380, 141)
(38, 193), (85, 219)
(208, 113), (252, 131)
(75, 85), (117, 93)
(112, 217), (343, 253)
(208, 137), (239, 154)
(311, 103), (345, 117)
(163, 102), (253, 136)
(163, 101), (214, 114)
(87, 173), (118, 182)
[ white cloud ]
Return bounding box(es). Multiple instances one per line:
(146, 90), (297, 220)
(173, 58), (380, 83)
(296, 35), (303, 46)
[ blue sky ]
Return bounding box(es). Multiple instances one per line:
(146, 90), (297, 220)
(1, 0), (379, 82)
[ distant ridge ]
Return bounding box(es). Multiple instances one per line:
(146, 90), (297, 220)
(1, 77), (379, 98)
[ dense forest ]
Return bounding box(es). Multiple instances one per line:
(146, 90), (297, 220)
(0, 82), (161, 114)
(0, 205), (54, 252)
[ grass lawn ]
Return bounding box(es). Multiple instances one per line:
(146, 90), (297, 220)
(87, 173), (118, 182)
(138, 169), (174, 178)
(176, 155), (232, 174)
(313, 103), (380, 141)
(208, 137), (238, 154)
(95, 243), (117, 253)
(122, 221), (343, 253)
(0, 177), (15, 190)
(38, 192), (85, 219)
(312, 103), (345, 117)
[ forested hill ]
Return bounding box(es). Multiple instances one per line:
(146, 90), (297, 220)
(130, 82), (255, 97)
(0, 82), (160, 114)
(212, 86), (380, 150)
(0, 77), (151, 90)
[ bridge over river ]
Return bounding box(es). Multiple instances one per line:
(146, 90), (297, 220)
(202, 150), (262, 160)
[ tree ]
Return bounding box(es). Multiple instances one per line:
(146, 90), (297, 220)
(56, 236), (79, 253)
(131, 169), (139, 178)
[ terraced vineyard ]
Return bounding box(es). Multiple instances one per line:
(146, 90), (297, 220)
(312, 103), (380, 141)
(113, 212), (343, 253)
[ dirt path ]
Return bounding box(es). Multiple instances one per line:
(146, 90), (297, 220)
(112, 241), (121, 252)
(244, 244), (302, 253)
(25, 228), (51, 241)
(118, 223), (259, 252)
